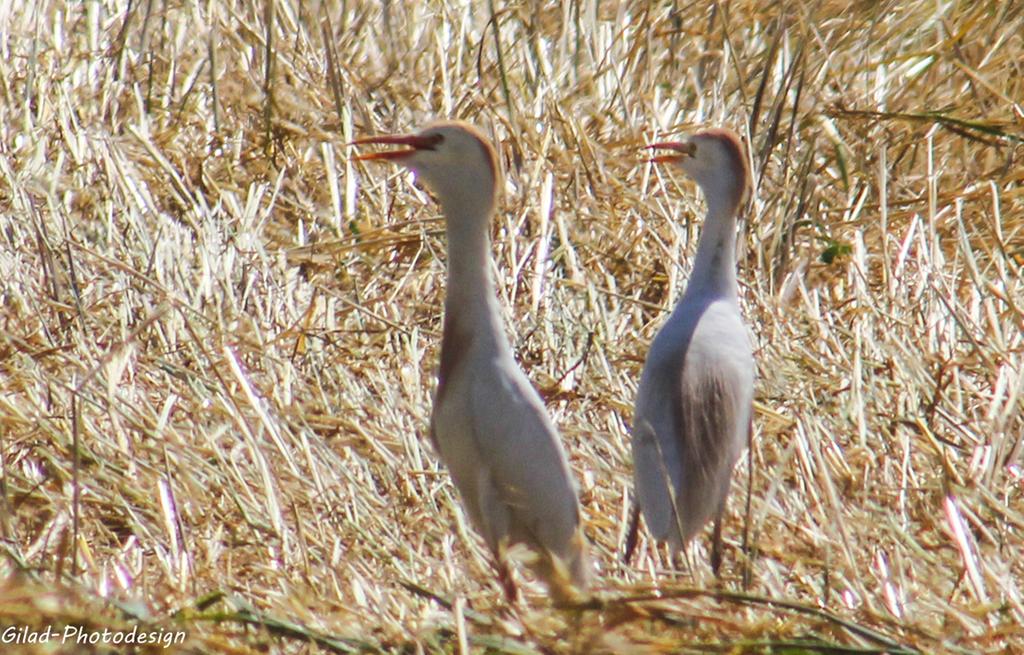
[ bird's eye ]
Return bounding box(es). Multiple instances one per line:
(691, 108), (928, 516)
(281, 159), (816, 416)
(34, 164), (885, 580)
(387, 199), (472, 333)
(424, 134), (444, 150)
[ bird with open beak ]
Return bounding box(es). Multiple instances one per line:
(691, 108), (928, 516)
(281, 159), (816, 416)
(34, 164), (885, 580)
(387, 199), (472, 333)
(625, 128), (754, 576)
(353, 121), (590, 602)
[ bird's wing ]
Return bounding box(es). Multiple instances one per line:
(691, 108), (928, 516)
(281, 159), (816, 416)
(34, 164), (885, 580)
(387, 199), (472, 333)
(675, 364), (744, 493)
(633, 302), (752, 547)
(669, 315), (752, 541)
(632, 361), (689, 544)
(464, 358), (587, 586)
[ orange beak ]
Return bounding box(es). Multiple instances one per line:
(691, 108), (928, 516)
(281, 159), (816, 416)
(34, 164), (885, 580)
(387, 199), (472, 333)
(350, 133), (441, 162)
(646, 140), (696, 165)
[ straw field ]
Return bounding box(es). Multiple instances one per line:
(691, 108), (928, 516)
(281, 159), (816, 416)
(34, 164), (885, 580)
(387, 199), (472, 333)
(1, 0), (1022, 652)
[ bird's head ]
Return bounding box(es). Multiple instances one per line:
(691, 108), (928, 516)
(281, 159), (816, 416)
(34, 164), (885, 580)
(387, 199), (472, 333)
(353, 121), (500, 217)
(648, 128), (751, 211)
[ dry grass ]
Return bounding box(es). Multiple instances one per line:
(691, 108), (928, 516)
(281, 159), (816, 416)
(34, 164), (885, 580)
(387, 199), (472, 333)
(1, 0), (1022, 653)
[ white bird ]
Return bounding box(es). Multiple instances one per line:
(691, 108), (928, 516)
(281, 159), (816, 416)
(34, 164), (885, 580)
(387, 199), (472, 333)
(624, 128), (754, 574)
(354, 121), (589, 601)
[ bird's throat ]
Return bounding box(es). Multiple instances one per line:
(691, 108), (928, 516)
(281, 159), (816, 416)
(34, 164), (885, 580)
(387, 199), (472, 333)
(441, 204), (508, 362)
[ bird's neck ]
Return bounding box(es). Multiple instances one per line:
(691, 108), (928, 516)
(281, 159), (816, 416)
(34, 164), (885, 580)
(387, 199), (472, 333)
(684, 194), (740, 301)
(441, 200), (508, 350)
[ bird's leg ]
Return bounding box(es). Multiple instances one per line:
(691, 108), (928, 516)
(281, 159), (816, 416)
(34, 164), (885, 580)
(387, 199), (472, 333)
(741, 419), (754, 589)
(622, 502), (641, 564)
(710, 509), (724, 577)
(496, 556), (518, 603)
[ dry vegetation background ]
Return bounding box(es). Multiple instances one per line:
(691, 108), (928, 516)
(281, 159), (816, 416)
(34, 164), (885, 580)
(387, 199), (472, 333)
(1, 0), (1022, 653)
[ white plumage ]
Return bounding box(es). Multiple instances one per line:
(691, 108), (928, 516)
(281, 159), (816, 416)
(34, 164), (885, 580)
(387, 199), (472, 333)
(626, 128), (755, 573)
(355, 121), (589, 600)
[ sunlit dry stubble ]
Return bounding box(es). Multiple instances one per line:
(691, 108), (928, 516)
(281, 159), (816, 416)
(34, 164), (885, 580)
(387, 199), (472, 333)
(0, 0), (1021, 653)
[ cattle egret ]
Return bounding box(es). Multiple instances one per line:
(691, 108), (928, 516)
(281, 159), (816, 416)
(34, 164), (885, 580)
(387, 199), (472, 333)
(625, 128), (754, 574)
(354, 121), (589, 601)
